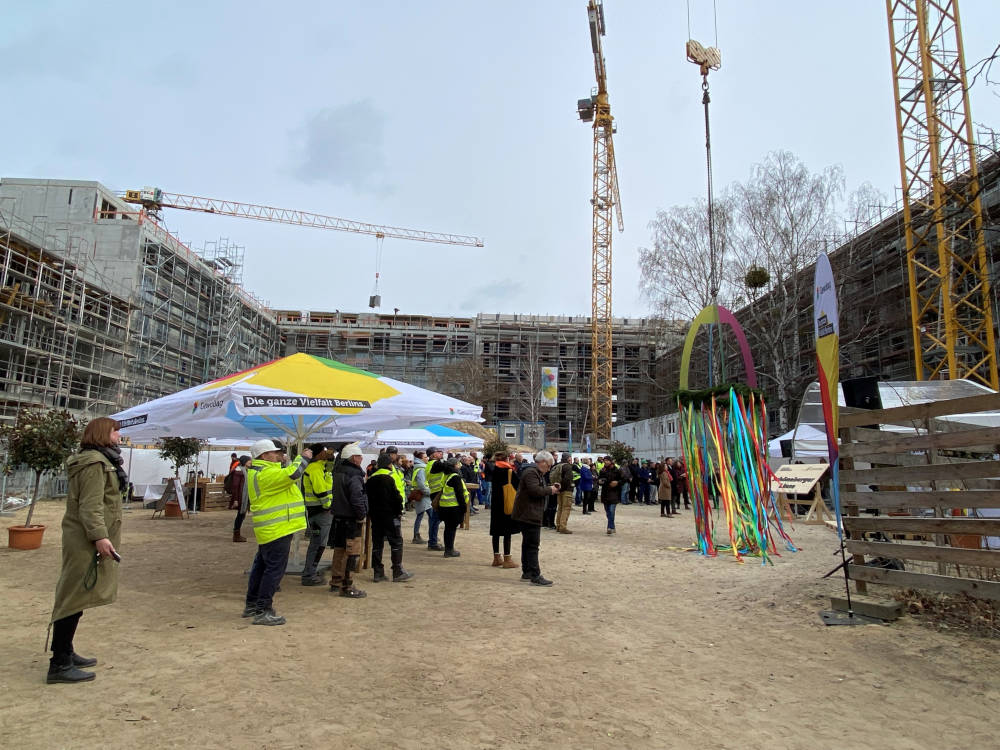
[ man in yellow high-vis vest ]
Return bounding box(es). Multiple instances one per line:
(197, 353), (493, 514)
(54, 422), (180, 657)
(424, 445), (446, 551)
(243, 439), (312, 626)
(300, 444), (334, 586)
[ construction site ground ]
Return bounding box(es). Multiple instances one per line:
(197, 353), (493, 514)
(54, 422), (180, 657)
(2, 501), (996, 750)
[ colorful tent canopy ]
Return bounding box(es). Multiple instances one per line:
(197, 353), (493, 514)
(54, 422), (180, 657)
(111, 353), (482, 444)
(358, 424), (484, 453)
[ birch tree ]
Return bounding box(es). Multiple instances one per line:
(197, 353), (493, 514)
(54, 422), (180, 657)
(727, 151), (844, 430)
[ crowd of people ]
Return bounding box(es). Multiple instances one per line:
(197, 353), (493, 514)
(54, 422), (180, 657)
(44, 415), (698, 684)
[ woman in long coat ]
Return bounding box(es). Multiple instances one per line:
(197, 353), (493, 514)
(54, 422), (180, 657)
(487, 451), (519, 568)
(657, 462), (674, 517)
(47, 416), (125, 684)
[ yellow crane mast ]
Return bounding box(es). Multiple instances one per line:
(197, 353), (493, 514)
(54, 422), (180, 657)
(577, 0), (623, 440)
(887, 0), (997, 388)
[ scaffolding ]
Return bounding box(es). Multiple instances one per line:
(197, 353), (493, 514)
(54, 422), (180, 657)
(0, 204), (130, 424)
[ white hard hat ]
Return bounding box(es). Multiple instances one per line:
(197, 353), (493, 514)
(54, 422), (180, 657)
(250, 439), (283, 458)
(339, 442), (363, 460)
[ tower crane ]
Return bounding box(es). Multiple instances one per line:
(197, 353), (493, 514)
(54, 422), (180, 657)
(122, 187), (485, 248)
(887, 0), (997, 389)
(577, 0), (623, 441)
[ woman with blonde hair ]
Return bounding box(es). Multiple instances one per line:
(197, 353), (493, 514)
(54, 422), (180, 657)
(47, 416), (125, 684)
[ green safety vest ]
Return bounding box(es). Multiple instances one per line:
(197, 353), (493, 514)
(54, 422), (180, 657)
(371, 467), (404, 508)
(572, 464), (581, 482)
(426, 459), (446, 495)
(390, 464), (406, 509)
(302, 460), (333, 509)
(438, 476), (465, 508)
(247, 456), (309, 544)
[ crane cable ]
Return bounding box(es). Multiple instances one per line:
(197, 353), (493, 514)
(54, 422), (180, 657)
(689, 0), (725, 386)
(371, 232), (385, 308)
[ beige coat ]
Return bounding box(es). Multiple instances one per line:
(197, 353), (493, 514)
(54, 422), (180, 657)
(657, 469), (673, 501)
(51, 450), (123, 623)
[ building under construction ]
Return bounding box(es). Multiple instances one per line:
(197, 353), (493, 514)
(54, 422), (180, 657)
(0, 178), (280, 422)
(0, 178), (663, 445)
(642, 151), (1000, 435)
(277, 309), (664, 446)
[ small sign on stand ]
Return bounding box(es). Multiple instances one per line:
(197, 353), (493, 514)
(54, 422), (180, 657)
(772, 463), (831, 524)
(151, 478), (189, 519)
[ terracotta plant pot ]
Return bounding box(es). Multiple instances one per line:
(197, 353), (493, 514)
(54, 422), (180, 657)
(8, 524), (46, 550)
(164, 500), (183, 518)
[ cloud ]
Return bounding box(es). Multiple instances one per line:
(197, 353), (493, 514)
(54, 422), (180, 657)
(289, 101), (392, 194)
(460, 278), (522, 313)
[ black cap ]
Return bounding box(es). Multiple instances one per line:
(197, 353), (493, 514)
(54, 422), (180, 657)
(427, 445), (441, 455)
(308, 443), (327, 456)
(386, 445), (399, 454)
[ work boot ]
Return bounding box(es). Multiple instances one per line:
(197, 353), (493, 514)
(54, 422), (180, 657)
(71, 653), (98, 668)
(328, 548), (347, 592)
(411, 534), (424, 544)
(301, 575), (324, 586)
(233, 530), (247, 543)
(492, 553), (504, 567)
(443, 549), (461, 558)
(372, 568), (388, 583)
(557, 528), (573, 534)
(392, 568), (414, 582)
(252, 608), (286, 626)
(340, 586), (367, 598)
(241, 604), (261, 618)
(502, 555), (517, 569)
(427, 542), (444, 551)
(47, 654), (95, 684)
(531, 576), (554, 587)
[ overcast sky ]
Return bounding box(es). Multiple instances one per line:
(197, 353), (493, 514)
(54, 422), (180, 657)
(3, 1), (998, 319)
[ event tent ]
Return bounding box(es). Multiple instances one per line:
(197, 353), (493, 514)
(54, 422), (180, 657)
(768, 424), (829, 459)
(112, 353), (482, 445)
(359, 424), (484, 453)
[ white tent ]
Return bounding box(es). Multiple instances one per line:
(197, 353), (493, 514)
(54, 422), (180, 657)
(768, 424), (829, 459)
(359, 424), (483, 453)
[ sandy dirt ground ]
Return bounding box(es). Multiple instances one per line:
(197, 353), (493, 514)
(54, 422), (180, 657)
(2, 500), (997, 750)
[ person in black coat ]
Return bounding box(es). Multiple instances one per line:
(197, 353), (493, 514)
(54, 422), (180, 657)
(366, 452), (414, 584)
(327, 443), (369, 598)
(598, 458), (624, 536)
(487, 452), (519, 568)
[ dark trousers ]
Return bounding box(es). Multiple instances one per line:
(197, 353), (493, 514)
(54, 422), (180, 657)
(492, 534), (512, 555)
(660, 498), (673, 515)
(439, 505), (463, 551)
(372, 517), (404, 574)
(51, 611), (82, 657)
(520, 523), (541, 579)
(679, 486), (690, 508)
(233, 510), (246, 533)
(245, 534), (292, 612)
(640, 484), (652, 503)
(628, 482), (639, 504)
(543, 497), (557, 528)
(584, 490), (597, 513)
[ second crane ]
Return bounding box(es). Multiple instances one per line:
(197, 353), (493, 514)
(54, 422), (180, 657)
(578, 0), (624, 441)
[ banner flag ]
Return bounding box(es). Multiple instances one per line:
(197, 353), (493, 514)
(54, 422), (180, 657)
(814, 253), (842, 537)
(541, 366), (558, 407)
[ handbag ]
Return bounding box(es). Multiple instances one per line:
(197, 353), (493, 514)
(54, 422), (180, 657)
(503, 469), (517, 515)
(408, 488), (424, 502)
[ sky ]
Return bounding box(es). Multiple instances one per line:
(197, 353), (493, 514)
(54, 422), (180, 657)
(2, 1), (998, 319)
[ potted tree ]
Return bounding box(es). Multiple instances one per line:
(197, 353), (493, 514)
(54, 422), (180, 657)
(1, 409), (81, 550)
(157, 437), (205, 517)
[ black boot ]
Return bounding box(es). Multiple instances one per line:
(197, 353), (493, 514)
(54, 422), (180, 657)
(372, 567), (388, 583)
(391, 547), (414, 582)
(72, 653), (98, 668)
(47, 653), (95, 684)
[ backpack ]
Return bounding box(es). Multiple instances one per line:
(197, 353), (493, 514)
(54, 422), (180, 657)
(223, 469), (235, 496)
(503, 469), (517, 514)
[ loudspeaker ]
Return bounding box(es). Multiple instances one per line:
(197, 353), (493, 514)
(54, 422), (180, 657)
(779, 439), (793, 458)
(842, 376), (882, 410)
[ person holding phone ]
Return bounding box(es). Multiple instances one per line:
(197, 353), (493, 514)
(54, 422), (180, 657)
(47, 417), (126, 684)
(510, 451), (560, 586)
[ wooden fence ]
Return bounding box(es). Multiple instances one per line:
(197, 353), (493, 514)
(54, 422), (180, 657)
(838, 391), (1000, 601)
